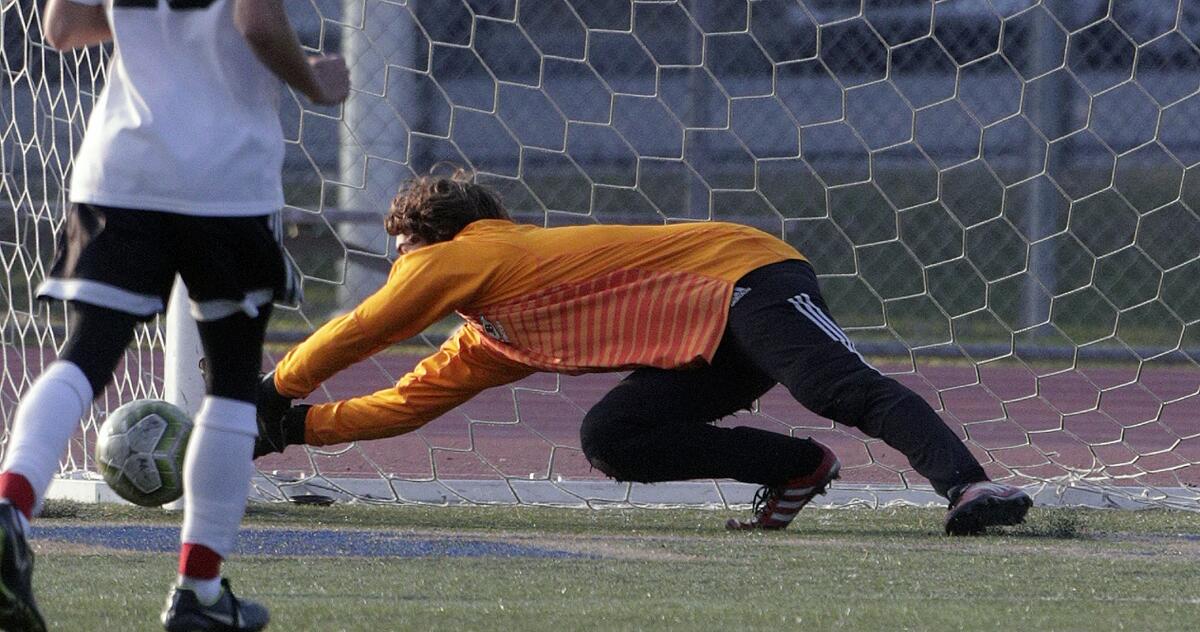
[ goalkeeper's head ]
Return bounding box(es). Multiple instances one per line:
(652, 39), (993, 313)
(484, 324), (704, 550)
(386, 167), (510, 254)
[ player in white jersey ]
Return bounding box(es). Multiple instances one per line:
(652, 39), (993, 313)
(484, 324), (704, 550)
(0, 2), (348, 630)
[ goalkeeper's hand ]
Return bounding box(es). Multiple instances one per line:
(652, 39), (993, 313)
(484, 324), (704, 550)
(254, 372), (307, 458)
(253, 405), (310, 459)
(257, 371), (291, 425)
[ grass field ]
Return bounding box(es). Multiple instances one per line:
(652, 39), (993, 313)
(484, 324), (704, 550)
(27, 501), (1200, 631)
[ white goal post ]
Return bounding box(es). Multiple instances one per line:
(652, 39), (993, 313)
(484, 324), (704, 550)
(3, 1), (1199, 510)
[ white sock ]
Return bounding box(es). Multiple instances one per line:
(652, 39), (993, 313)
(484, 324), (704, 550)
(1, 361), (93, 512)
(180, 396), (256, 561)
(176, 575), (223, 604)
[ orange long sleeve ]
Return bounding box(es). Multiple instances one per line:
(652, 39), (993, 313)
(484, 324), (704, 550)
(303, 325), (534, 445)
(273, 236), (518, 398)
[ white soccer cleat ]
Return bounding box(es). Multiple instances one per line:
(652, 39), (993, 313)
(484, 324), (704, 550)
(944, 481), (1032, 536)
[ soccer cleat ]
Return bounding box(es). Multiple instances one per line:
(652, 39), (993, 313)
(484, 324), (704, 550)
(726, 440), (841, 531)
(944, 481), (1033, 536)
(161, 578), (269, 632)
(0, 502), (45, 632)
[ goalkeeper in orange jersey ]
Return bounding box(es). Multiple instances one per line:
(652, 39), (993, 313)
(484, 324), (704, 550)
(255, 170), (1032, 535)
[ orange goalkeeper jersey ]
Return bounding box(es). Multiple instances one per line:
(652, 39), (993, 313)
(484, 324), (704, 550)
(274, 220), (803, 446)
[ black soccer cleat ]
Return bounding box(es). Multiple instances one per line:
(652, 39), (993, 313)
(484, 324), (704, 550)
(944, 481), (1033, 536)
(161, 578), (269, 632)
(0, 502), (46, 632)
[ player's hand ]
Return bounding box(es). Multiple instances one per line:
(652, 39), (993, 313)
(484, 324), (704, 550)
(253, 405), (311, 459)
(306, 54), (350, 105)
(257, 371), (292, 422)
(255, 371), (292, 456)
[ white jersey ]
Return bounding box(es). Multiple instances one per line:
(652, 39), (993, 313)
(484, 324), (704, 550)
(69, 0), (284, 216)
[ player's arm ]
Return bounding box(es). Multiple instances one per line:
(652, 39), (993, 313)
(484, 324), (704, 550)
(256, 325), (534, 454)
(42, 0), (112, 51)
(272, 242), (502, 399)
(233, 0), (349, 105)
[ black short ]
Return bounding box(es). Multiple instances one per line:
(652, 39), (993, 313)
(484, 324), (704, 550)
(37, 203), (287, 322)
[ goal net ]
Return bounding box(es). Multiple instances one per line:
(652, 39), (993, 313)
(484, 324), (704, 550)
(3, 0), (1199, 509)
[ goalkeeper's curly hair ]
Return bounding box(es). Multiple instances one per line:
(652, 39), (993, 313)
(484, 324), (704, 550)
(385, 167), (510, 246)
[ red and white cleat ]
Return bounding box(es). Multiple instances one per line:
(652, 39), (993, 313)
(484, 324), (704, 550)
(726, 440), (840, 531)
(944, 481), (1032, 536)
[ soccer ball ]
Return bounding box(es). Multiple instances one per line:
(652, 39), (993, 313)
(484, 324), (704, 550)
(95, 399), (192, 507)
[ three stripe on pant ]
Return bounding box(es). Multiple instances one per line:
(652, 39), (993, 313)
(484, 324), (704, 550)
(786, 293), (877, 370)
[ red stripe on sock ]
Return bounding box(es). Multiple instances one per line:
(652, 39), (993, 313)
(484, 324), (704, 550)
(0, 472), (35, 520)
(179, 543), (223, 580)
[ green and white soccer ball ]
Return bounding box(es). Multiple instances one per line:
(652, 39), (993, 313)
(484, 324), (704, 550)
(95, 399), (192, 507)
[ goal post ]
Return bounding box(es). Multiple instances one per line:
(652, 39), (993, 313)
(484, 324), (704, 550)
(4, 0), (1200, 510)
(163, 279), (205, 418)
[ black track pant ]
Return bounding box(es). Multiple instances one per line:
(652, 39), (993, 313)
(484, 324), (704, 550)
(579, 260), (988, 496)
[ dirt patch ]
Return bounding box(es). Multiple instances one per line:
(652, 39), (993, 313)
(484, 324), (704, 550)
(360, 527), (706, 561)
(503, 534), (698, 561)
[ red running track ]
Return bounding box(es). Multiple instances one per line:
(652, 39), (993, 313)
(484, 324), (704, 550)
(254, 353), (1200, 489)
(3, 347), (1198, 488)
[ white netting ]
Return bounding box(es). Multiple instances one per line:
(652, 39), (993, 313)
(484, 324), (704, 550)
(2, 0), (1199, 508)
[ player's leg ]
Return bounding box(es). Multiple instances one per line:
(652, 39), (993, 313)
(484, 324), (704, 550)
(579, 340), (840, 530)
(0, 304), (140, 632)
(162, 309), (272, 631)
(1, 304), (139, 514)
(1, 203), (172, 631)
(726, 260), (1030, 533)
(580, 337), (816, 484)
(161, 214), (282, 631)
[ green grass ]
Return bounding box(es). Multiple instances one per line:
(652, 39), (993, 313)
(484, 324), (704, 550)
(29, 502), (1200, 631)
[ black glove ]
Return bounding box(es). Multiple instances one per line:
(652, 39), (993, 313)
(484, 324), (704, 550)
(254, 405), (310, 458)
(257, 371), (292, 427)
(254, 372), (306, 458)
